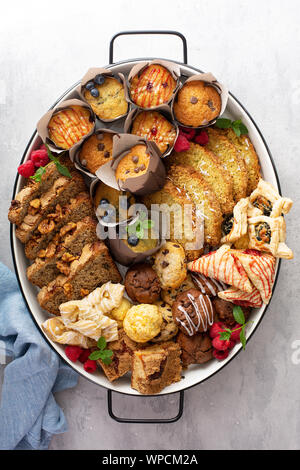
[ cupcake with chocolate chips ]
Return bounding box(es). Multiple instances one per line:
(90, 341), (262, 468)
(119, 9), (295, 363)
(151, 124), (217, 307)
(78, 130), (114, 175)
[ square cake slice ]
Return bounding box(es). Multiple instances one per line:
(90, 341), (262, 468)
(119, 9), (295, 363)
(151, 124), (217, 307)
(131, 342), (182, 394)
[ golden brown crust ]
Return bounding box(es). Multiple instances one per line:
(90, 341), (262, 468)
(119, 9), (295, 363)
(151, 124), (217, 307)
(84, 77), (127, 120)
(115, 144), (150, 181)
(131, 111), (176, 153)
(48, 106), (94, 150)
(130, 65), (176, 108)
(79, 132), (113, 174)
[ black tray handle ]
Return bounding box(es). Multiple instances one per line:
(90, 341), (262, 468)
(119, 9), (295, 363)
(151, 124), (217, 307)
(107, 389), (184, 424)
(109, 30), (188, 65)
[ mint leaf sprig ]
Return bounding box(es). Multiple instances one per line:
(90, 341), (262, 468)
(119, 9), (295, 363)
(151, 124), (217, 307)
(215, 118), (248, 137)
(126, 211), (154, 240)
(30, 144), (71, 183)
(219, 306), (253, 350)
(88, 337), (113, 365)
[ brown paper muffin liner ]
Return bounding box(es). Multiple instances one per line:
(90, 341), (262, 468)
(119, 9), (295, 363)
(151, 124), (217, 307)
(69, 128), (118, 178)
(77, 67), (129, 123)
(36, 98), (96, 154)
(126, 60), (181, 110)
(123, 105), (179, 158)
(171, 72), (229, 129)
(96, 134), (166, 197)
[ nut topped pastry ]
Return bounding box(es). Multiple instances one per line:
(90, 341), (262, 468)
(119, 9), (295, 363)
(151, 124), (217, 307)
(79, 132), (113, 174)
(130, 64), (177, 108)
(83, 75), (128, 120)
(130, 111), (177, 154)
(173, 81), (221, 127)
(47, 105), (94, 150)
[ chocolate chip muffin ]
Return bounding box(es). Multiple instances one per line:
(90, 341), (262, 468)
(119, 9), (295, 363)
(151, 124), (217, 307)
(177, 331), (213, 367)
(125, 263), (161, 304)
(115, 144), (150, 182)
(172, 288), (215, 336)
(79, 132), (113, 174)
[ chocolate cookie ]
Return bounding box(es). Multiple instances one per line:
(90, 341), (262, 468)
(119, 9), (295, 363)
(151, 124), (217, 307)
(177, 331), (213, 367)
(191, 272), (227, 297)
(213, 298), (251, 327)
(125, 263), (161, 303)
(172, 288), (215, 336)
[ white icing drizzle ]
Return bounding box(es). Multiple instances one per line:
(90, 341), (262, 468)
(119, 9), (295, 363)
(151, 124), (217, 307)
(191, 273), (227, 296)
(175, 292), (214, 336)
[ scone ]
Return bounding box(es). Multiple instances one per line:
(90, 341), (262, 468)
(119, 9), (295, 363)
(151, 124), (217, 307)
(173, 81), (221, 127)
(48, 105), (94, 150)
(79, 132), (113, 174)
(154, 242), (187, 289)
(83, 76), (128, 120)
(115, 144), (150, 182)
(123, 304), (163, 343)
(130, 111), (177, 153)
(151, 300), (178, 343)
(130, 64), (177, 108)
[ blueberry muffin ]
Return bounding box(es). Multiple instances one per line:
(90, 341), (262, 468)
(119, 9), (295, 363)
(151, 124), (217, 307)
(79, 132), (113, 174)
(93, 181), (135, 224)
(83, 75), (128, 120)
(154, 242), (187, 289)
(48, 105), (94, 150)
(115, 144), (150, 182)
(131, 111), (177, 153)
(130, 64), (177, 108)
(173, 81), (221, 127)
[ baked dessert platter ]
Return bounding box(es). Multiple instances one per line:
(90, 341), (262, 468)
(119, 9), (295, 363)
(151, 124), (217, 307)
(9, 61), (293, 395)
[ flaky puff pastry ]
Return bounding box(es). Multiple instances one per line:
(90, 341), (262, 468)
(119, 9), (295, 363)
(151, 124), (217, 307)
(218, 286), (263, 308)
(248, 178), (293, 218)
(248, 215), (293, 259)
(221, 197), (249, 244)
(42, 317), (95, 348)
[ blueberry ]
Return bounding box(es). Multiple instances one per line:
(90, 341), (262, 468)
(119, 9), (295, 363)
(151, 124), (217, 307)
(85, 81), (95, 90)
(101, 207), (115, 223)
(99, 198), (109, 206)
(94, 74), (105, 85)
(90, 88), (99, 97)
(127, 235), (139, 247)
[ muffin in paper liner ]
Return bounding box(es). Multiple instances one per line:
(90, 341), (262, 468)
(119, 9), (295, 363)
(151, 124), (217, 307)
(77, 67), (129, 123)
(96, 133), (166, 197)
(69, 128), (117, 178)
(171, 72), (229, 129)
(123, 105), (179, 158)
(36, 98), (96, 153)
(126, 60), (181, 110)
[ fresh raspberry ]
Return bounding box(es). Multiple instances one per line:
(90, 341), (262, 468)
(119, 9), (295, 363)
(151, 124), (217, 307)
(230, 324), (242, 342)
(212, 336), (231, 351)
(65, 345), (83, 362)
(84, 359), (97, 373)
(174, 134), (190, 152)
(78, 348), (92, 364)
(209, 322), (226, 339)
(17, 160), (35, 178)
(30, 148), (49, 167)
(179, 127), (196, 141)
(213, 348), (229, 360)
(194, 130), (209, 145)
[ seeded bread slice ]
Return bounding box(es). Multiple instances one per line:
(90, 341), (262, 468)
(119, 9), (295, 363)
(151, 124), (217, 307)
(15, 172), (86, 244)
(24, 192), (94, 260)
(167, 164), (222, 246)
(27, 216), (97, 288)
(8, 156), (74, 225)
(168, 142), (234, 214)
(37, 241), (122, 315)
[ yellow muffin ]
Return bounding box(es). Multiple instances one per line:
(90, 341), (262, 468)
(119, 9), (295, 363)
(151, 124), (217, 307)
(48, 105), (94, 150)
(84, 77), (128, 120)
(130, 64), (177, 108)
(115, 144), (150, 182)
(174, 81), (221, 127)
(93, 182), (135, 223)
(123, 304), (163, 343)
(131, 111), (177, 153)
(79, 132), (113, 174)
(107, 298), (132, 327)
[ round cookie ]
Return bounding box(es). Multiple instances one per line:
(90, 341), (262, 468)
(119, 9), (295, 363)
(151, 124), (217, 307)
(173, 81), (221, 127)
(151, 300), (178, 343)
(154, 242), (187, 289)
(172, 288), (215, 336)
(130, 64), (177, 108)
(83, 76), (128, 120)
(79, 132), (113, 174)
(48, 105), (94, 150)
(161, 273), (195, 306)
(123, 304), (163, 343)
(176, 331), (213, 367)
(131, 111), (177, 153)
(115, 144), (150, 182)
(124, 263), (161, 304)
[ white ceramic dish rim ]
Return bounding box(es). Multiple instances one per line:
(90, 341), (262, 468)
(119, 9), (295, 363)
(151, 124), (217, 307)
(10, 58), (282, 397)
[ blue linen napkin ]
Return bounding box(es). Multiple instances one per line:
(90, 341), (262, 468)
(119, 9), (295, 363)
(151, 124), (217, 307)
(0, 262), (78, 450)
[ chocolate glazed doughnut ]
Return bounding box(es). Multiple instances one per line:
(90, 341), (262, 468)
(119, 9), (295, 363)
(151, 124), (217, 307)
(172, 288), (215, 336)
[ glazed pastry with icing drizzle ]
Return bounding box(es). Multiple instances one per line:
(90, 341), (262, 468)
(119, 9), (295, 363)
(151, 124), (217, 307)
(191, 272), (227, 297)
(172, 288), (215, 336)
